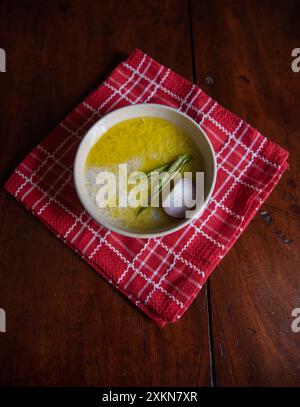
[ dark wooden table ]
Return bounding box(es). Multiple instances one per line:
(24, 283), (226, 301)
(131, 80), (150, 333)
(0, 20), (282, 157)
(0, 0), (299, 387)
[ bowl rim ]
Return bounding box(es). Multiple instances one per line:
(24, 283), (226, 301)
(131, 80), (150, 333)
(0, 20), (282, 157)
(74, 103), (217, 238)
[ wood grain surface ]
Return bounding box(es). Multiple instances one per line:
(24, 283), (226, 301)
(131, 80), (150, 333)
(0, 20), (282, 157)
(0, 0), (299, 386)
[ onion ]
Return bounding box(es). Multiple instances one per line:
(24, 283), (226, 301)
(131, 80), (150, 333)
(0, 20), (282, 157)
(162, 178), (196, 219)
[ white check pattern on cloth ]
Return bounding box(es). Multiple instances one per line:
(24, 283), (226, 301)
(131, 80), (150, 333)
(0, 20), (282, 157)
(5, 49), (288, 326)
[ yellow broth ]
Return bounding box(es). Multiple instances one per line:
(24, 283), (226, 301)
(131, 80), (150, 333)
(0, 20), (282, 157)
(85, 117), (202, 230)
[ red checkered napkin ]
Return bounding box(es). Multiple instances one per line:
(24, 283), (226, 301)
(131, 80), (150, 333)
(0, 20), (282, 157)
(5, 49), (288, 326)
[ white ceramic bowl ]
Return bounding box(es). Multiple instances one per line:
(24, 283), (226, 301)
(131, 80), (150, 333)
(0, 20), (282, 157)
(74, 104), (216, 238)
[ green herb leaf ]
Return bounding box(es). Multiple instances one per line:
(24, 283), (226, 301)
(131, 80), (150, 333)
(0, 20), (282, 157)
(137, 153), (191, 215)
